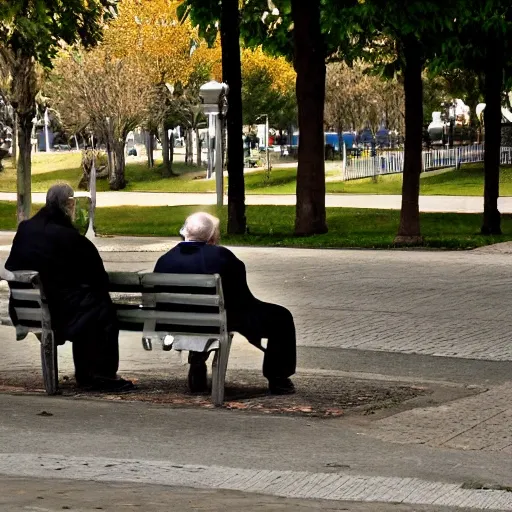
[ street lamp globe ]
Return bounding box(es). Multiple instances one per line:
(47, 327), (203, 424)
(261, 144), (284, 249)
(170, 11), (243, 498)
(199, 80), (229, 207)
(199, 80), (229, 114)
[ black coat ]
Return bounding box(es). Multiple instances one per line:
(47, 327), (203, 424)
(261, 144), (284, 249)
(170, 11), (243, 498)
(154, 242), (256, 317)
(6, 205), (112, 344)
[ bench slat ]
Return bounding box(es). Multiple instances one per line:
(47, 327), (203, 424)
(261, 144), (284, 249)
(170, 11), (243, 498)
(5, 271), (39, 284)
(11, 289), (41, 302)
(154, 293), (220, 307)
(117, 309), (222, 327)
(108, 272), (141, 287)
(142, 273), (218, 288)
(14, 307), (42, 322)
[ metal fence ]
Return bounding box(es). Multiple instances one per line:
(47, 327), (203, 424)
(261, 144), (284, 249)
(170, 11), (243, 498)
(341, 145), (512, 181)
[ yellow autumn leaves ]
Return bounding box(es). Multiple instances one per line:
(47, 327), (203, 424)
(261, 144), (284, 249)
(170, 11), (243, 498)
(241, 47), (296, 94)
(103, 0), (218, 85)
(96, 0), (295, 90)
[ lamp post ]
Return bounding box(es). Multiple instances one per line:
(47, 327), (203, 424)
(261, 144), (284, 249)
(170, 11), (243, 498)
(256, 114), (271, 178)
(86, 132), (96, 239)
(199, 81), (229, 207)
(44, 108), (50, 153)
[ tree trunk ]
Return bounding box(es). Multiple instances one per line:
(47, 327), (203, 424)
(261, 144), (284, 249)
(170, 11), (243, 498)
(17, 112), (32, 222)
(337, 126), (343, 161)
(184, 130), (190, 165)
(221, 0), (246, 234)
(189, 129), (194, 165)
(161, 123), (171, 177)
(196, 128), (202, 167)
(12, 53), (37, 223)
(110, 140), (127, 190)
(292, 0), (327, 235)
(146, 131), (154, 168)
(106, 141), (114, 181)
(481, 37), (504, 235)
(170, 132), (174, 168)
(394, 38), (424, 244)
(11, 112), (18, 167)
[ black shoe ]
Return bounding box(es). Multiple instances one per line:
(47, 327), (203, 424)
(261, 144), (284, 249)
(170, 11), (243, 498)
(268, 377), (295, 395)
(78, 377), (135, 392)
(188, 362), (208, 393)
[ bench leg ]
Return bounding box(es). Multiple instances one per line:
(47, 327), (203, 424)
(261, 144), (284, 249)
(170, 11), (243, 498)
(38, 329), (59, 395)
(211, 334), (232, 406)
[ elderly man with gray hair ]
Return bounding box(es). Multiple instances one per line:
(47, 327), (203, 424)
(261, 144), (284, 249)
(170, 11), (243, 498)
(6, 184), (133, 391)
(154, 212), (296, 395)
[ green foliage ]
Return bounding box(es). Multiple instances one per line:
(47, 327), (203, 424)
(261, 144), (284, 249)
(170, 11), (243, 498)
(242, 67), (296, 128)
(177, 0), (221, 46)
(429, 1), (512, 88)
(74, 196), (90, 235)
(0, 0), (118, 68)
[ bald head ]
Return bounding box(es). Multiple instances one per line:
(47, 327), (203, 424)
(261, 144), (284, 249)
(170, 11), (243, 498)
(180, 212), (220, 245)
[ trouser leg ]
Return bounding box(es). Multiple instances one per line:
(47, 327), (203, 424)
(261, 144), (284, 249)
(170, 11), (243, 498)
(234, 301), (297, 380)
(71, 300), (120, 384)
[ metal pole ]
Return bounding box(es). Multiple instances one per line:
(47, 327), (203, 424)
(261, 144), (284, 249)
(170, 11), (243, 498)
(215, 114), (223, 207)
(206, 114), (212, 179)
(266, 115), (271, 177)
(44, 108), (50, 153)
(86, 135), (96, 239)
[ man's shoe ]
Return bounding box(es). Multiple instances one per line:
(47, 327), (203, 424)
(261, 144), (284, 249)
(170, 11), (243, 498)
(188, 362), (208, 393)
(268, 377), (295, 395)
(78, 377), (135, 392)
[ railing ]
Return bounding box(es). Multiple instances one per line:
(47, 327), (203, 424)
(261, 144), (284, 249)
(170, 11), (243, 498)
(341, 145), (512, 181)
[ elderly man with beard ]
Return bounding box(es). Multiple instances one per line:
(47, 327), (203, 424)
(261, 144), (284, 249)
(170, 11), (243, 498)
(5, 184), (133, 392)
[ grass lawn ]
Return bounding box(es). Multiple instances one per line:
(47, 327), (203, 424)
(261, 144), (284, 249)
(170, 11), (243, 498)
(1, 153), (512, 196)
(0, 157), (213, 193)
(1, 201), (511, 249)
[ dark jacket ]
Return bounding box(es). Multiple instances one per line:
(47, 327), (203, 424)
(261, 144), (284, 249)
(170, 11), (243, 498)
(154, 242), (256, 316)
(6, 205), (111, 343)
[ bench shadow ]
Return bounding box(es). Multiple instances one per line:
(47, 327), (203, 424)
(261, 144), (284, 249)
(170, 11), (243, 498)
(0, 369), (430, 418)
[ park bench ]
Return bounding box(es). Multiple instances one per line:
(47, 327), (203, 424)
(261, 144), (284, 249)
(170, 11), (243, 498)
(1, 270), (233, 405)
(244, 157), (259, 168)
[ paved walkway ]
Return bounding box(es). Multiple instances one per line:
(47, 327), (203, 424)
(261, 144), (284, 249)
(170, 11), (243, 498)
(2, 238), (512, 509)
(2, 476), (458, 512)
(3, 237), (512, 361)
(1, 191), (510, 213)
(1, 392), (511, 511)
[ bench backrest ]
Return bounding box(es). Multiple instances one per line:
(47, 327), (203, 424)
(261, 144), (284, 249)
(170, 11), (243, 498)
(3, 271), (51, 336)
(108, 272), (228, 349)
(3, 270), (227, 350)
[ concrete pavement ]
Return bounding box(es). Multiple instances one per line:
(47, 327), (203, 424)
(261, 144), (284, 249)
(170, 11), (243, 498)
(0, 393), (512, 510)
(0, 190), (509, 212)
(2, 237), (512, 509)
(2, 476), (462, 512)
(3, 235), (512, 362)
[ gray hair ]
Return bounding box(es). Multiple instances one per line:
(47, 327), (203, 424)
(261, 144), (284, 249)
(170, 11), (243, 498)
(46, 183), (74, 217)
(180, 212), (220, 243)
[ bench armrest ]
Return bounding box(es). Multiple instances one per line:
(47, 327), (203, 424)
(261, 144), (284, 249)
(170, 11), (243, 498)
(2, 270), (39, 284)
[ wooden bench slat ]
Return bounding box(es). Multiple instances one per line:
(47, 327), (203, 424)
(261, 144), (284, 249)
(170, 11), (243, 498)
(11, 289), (41, 302)
(142, 273), (218, 288)
(108, 272), (141, 286)
(6, 269), (231, 405)
(14, 307), (43, 322)
(5, 270), (40, 284)
(116, 309), (223, 327)
(153, 293), (220, 306)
